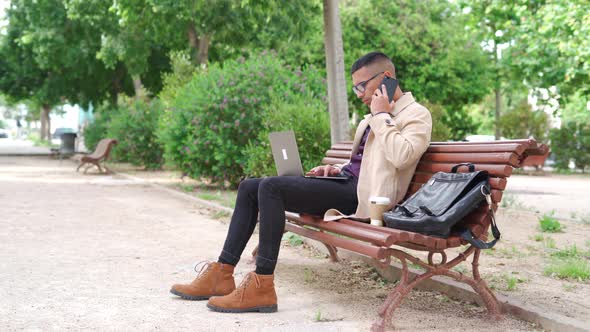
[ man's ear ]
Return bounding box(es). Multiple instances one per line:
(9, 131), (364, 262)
(383, 70), (394, 78)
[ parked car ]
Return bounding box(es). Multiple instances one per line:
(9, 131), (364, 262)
(0, 129), (9, 139)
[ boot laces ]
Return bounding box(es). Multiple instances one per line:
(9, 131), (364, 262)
(237, 272), (261, 303)
(193, 260), (211, 279)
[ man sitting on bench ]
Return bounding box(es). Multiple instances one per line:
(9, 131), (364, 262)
(170, 52), (433, 314)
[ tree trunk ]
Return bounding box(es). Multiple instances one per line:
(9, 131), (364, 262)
(493, 40), (501, 140)
(323, 0), (350, 144)
(494, 87), (501, 140)
(132, 75), (143, 99)
(40, 104), (51, 141)
(197, 34), (210, 66)
(187, 22), (200, 66)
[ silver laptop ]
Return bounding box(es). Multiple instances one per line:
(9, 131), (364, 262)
(269, 130), (348, 180)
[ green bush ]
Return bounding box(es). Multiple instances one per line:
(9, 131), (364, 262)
(159, 52), (326, 186)
(422, 101), (451, 141)
(549, 122), (590, 172)
(83, 103), (113, 152)
(539, 212), (562, 233)
(106, 97), (165, 169)
(243, 93), (330, 177)
(499, 98), (550, 142)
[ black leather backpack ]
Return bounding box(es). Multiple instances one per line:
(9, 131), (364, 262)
(383, 163), (501, 249)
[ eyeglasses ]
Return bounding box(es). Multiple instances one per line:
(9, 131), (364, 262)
(352, 71), (384, 94)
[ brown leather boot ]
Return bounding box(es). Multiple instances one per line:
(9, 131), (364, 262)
(170, 262), (235, 300)
(207, 271), (278, 313)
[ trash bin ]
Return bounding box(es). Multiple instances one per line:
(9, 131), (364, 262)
(60, 132), (77, 155)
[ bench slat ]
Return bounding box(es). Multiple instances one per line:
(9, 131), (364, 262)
(417, 162), (513, 177)
(286, 212), (396, 247)
(331, 143), (354, 150)
(431, 139), (537, 148)
(426, 143), (527, 155)
(407, 183), (503, 204)
(412, 172), (507, 190)
(284, 222), (387, 260)
(325, 150), (352, 159)
(338, 218), (460, 250)
(321, 157), (349, 165)
(421, 152), (521, 167)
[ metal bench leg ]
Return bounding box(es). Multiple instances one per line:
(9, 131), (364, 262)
(469, 249), (501, 318)
(76, 162), (86, 172)
(323, 243), (339, 262)
(83, 164), (93, 174)
(371, 255), (422, 332)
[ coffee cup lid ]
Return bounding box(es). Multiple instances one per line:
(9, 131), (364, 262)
(369, 196), (391, 205)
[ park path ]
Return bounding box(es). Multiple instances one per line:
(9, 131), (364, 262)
(0, 156), (534, 331)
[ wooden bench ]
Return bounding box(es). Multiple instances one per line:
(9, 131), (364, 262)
(76, 138), (118, 174)
(260, 139), (548, 331)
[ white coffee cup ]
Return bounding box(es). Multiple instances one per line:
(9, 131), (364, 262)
(369, 196), (391, 227)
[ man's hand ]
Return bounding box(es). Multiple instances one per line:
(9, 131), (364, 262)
(306, 165), (341, 177)
(370, 84), (395, 115)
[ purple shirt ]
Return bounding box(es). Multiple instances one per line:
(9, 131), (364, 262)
(341, 126), (370, 178)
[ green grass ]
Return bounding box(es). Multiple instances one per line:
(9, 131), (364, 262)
(545, 244), (590, 281)
(178, 184), (194, 192)
(282, 232), (304, 246)
(303, 269), (316, 283)
(544, 236), (556, 249)
(196, 188), (237, 208)
(539, 212), (563, 233)
(315, 309), (322, 322)
(493, 245), (526, 259)
(551, 244), (582, 258)
(198, 192), (218, 201)
(487, 273), (526, 291)
(532, 234), (544, 242)
(501, 192), (527, 210)
(562, 283), (578, 292)
(452, 264), (468, 274)
(211, 210), (230, 220)
(550, 244), (590, 259)
(544, 257), (590, 281)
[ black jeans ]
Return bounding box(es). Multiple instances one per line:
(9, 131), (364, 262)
(218, 175), (358, 274)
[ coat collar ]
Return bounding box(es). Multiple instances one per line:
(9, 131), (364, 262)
(361, 91), (416, 121)
(352, 92), (416, 153)
(392, 92), (416, 117)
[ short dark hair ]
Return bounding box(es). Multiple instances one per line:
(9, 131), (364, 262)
(351, 52), (394, 75)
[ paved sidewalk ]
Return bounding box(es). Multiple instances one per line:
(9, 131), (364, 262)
(0, 156), (534, 331)
(0, 139), (51, 155)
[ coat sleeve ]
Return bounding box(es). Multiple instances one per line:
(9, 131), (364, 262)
(367, 106), (432, 170)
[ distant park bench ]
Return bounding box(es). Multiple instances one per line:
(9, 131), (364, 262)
(255, 139), (548, 331)
(76, 138), (118, 174)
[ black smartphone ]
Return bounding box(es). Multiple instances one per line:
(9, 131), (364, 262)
(380, 76), (398, 103)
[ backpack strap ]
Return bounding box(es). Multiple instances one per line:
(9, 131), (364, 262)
(459, 191), (501, 249)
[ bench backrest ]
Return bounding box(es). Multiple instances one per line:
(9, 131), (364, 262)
(321, 139), (548, 241)
(88, 138), (118, 160)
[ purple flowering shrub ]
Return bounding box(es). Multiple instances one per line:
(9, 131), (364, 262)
(159, 52), (326, 187)
(243, 93), (330, 178)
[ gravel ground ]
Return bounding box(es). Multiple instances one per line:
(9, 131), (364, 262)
(1, 156), (539, 331)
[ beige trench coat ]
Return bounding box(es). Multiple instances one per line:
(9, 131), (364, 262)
(324, 92), (432, 220)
